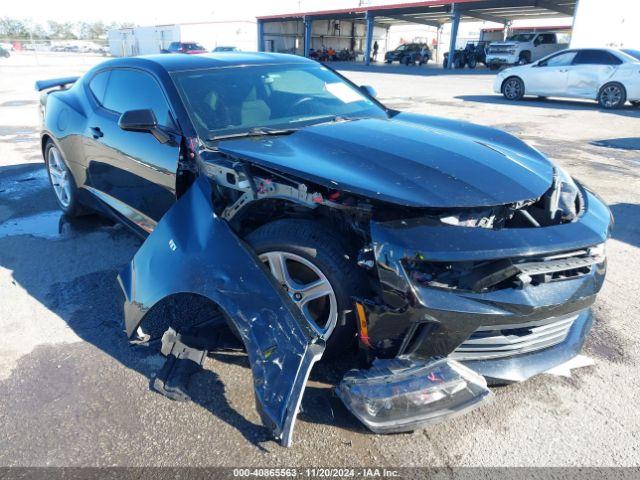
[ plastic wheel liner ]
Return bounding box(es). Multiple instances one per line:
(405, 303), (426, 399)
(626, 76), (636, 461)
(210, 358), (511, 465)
(117, 176), (325, 447)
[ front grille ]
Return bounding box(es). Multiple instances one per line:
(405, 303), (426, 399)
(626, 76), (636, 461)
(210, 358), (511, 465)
(488, 48), (515, 54)
(450, 313), (578, 361)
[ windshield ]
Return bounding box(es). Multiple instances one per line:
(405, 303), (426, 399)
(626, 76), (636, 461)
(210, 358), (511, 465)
(506, 34), (536, 42)
(621, 49), (640, 61)
(172, 63), (386, 140)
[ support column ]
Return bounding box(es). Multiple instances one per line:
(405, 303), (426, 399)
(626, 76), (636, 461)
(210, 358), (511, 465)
(303, 16), (312, 58)
(447, 4), (460, 69)
(257, 20), (265, 52)
(364, 12), (374, 66)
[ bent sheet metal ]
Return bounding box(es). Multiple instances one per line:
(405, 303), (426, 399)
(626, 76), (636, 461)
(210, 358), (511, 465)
(118, 176), (325, 446)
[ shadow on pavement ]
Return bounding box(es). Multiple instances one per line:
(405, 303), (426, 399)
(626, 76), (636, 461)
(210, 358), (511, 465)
(455, 95), (640, 117)
(0, 162), (361, 447)
(609, 203), (640, 249)
(590, 138), (640, 151)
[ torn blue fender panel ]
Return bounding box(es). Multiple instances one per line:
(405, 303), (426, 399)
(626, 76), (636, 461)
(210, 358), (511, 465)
(117, 175), (325, 446)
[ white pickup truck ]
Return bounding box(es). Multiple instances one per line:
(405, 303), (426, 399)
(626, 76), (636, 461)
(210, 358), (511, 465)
(486, 32), (568, 69)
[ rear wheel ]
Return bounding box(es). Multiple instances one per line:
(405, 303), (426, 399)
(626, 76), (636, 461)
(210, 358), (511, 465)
(467, 57), (477, 69)
(246, 219), (367, 356)
(598, 82), (627, 109)
(502, 76), (525, 101)
(44, 140), (84, 217)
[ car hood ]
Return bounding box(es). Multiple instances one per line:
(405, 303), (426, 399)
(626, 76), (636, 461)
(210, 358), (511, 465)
(489, 42), (519, 48)
(218, 114), (554, 208)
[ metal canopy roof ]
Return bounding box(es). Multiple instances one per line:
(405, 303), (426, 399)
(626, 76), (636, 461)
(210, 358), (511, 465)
(257, 0), (576, 27)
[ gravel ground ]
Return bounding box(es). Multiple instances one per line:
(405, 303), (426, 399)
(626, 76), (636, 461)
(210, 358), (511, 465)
(0, 52), (639, 468)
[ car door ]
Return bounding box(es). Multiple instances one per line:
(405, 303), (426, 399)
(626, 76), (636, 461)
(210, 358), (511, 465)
(524, 50), (577, 96)
(534, 34), (557, 60)
(567, 49), (621, 99)
(84, 68), (181, 232)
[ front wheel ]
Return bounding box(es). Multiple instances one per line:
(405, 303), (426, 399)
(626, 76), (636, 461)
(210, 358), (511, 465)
(502, 76), (525, 101)
(598, 82), (627, 109)
(246, 219), (368, 356)
(467, 57), (477, 69)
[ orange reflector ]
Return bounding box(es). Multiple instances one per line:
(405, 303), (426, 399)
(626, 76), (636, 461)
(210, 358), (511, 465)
(355, 302), (372, 348)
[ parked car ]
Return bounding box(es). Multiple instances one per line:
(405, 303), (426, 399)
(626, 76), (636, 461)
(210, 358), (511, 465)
(213, 46), (238, 52)
(0, 46), (9, 58)
(486, 32), (568, 69)
(36, 52), (611, 445)
(385, 43), (431, 65)
(494, 48), (640, 109)
(162, 42), (207, 54)
(0, 42), (14, 52)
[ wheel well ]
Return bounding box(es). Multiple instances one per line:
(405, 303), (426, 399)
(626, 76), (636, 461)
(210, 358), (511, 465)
(137, 292), (231, 340)
(233, 199), (367, 255)
(41, 134), (52, 159)
(599, 81), (626, 94)
(501, 75), (523, 93)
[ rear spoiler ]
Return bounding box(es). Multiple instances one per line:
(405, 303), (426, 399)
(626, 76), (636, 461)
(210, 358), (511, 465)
(34, 76), (79, 92)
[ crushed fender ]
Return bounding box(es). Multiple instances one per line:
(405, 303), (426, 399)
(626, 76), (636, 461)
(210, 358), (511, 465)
(118, 176), (325, 446)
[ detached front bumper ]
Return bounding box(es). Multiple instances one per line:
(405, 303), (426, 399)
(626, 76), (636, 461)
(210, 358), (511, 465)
(359, 186), (612, 384)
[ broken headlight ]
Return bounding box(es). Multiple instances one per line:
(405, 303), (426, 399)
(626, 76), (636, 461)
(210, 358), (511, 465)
(336, 357), (492, 434)
(550, 167), (580, 222)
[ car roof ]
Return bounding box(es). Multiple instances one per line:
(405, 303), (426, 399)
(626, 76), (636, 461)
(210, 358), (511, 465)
(88, 52), (314, 74)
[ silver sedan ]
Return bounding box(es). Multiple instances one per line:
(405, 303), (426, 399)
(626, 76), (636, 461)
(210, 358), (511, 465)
(493, 48), (640, 109)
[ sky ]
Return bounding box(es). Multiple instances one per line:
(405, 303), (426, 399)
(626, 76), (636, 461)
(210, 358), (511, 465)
(2, 0), (367, 25)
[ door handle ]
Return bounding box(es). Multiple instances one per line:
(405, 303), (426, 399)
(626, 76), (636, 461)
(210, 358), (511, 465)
(90, 126), (103, 139)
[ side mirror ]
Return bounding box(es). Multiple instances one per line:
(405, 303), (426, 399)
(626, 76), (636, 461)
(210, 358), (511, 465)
(118, 109), (170, 143)
(360, 85), (377, 98)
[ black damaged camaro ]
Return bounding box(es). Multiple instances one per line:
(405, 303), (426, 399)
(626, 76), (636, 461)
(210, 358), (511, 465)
(37, 52), (612, 446)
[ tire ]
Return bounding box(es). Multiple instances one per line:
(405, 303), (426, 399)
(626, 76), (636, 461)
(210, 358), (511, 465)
(467, 57), (477, 69)
(402, 56), (410, 66)
(517, 51), (531, 65)
(598, 82), (627, 109)
(443, 57), (448, 68)
(454, 56), (464, 69)
(44, 140), (85, 217)
(246, 219), (367, 356)
(631, 101), (640, 108)
(502, 76), (525, 101)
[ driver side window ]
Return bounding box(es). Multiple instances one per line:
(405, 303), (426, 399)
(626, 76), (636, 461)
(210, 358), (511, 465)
(541, 51), (577, 67)
(102, 69), (174, 129)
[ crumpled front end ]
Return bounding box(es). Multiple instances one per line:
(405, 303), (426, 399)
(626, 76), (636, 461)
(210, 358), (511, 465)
(358, 184), (612, 384)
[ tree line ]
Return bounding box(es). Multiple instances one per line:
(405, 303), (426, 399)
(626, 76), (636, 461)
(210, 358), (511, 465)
(0, 17), (136, 40)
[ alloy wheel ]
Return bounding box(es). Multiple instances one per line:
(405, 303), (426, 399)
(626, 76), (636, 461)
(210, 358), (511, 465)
(259, 251), (338, 339)
(47, 146), (71, 208)
(504, 79), (522, 99)
(600, 85), (623, 108)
